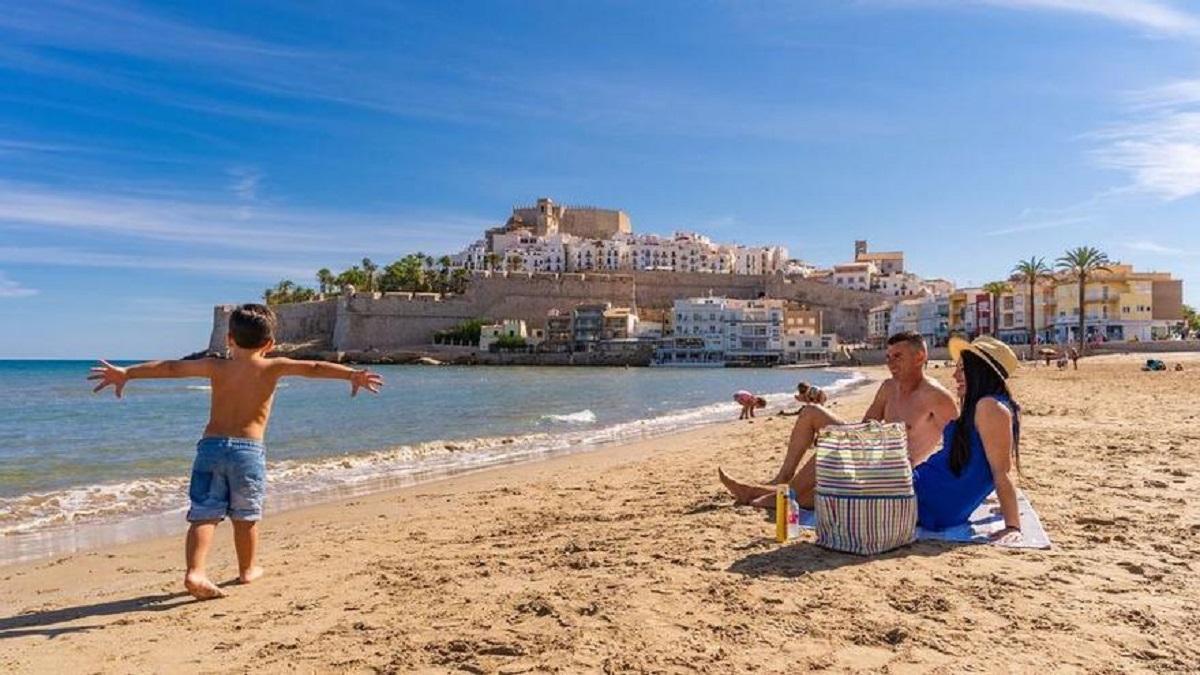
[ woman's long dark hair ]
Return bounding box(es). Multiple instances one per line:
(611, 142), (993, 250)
(950, 351), (1021, 476)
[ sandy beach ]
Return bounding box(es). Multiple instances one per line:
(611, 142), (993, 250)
(2, 356), (1199, 673)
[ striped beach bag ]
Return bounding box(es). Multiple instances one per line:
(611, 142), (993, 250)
(814, 421), (916, 555)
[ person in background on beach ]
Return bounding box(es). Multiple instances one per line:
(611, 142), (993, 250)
(720, 331), (958, 491)
(795, 381), (827, 405)
(87, 303), (384, 600)
(778, 382), (828, 416)
(1068, 346), (1079, 370)
(734, 390), (767, 419)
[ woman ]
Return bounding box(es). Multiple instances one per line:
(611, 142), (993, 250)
(915, 335), (1023, 543)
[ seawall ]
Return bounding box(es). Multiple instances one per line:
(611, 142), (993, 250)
(209, 271), (886, 354)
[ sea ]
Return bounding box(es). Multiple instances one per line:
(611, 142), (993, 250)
(0, 360), (861, 564)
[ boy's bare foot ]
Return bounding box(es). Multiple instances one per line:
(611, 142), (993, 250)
(238, 566), (264, 584)
(184, 572), (226, 600)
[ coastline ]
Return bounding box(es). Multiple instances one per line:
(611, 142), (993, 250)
(3, 357), (1198, 672)
(0, 368), (872, 566)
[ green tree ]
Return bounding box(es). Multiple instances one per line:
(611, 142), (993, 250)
(361, 258), (378, 293)
(378, 254), (424, 292)
(494, 334), (527, 350)
(334, 266), (369, 291)
(434, 318), (490, 345)
(1056, 246), (1112, 353)
(484, 252), (501, 271)
(1182, 304), (1199, 336)
(263, 279), (317, 305)
(1011, 256), (1053, 357)
(316, 268), (335, 295)
(981, 281), (1012, 337)
(449, 267), (470, 294)
(437, 255), (453, 293)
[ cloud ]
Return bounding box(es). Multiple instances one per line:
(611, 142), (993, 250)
(0, 2), (891, 144)
(0, 180), (491, 257)
(227, 167), (262, 202)
(1123, 239), (1196, 255)
(1091, 83), (1200, 200)
(0, 271), (38, 298)
(985, 215), (1090, 236)
(0, 245), (315, 282)
(978, 0), (1200, 36)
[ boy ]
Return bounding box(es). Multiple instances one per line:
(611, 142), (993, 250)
(88, 303), (383, 600)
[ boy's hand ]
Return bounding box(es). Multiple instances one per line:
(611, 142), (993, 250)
(350, 369), (384, 397)
(88, 359), (129, 398)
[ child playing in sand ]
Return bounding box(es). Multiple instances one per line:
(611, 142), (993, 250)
(794, 381), (827, 405)
(734, 390), (767, 419)
(88, 304), (383, 600)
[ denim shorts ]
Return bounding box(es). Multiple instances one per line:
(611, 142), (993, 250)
(187, 437), (267, 522)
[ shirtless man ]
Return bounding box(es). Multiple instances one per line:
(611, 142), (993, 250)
(718, 331), (957, 509)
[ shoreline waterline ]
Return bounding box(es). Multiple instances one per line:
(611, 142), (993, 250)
(0, 369), (871, 565)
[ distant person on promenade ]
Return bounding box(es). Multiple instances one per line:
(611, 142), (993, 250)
(720, 331), (958, 491)
(734, 390), (767, 419)
(88, 304), (384, 600)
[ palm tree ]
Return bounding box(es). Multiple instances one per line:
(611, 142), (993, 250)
(1011, 256), (1052, 358)
(316, 268), (334, 295)
(361, 258), (378, 293)
(982, 281), (1011, 337)
(484, 252), (501, 272)
(1056, 246), (1111, 354)
(437, 255), (453, 293)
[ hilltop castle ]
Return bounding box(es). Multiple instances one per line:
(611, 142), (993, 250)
(454, 197), (789, 276)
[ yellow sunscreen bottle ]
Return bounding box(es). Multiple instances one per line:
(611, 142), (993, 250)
(775, 484), (789, 543)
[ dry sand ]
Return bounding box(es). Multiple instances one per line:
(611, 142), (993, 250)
(2, 355), (1199, 673)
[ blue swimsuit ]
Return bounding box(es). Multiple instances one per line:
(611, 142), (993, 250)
(912, 395), (1013, 530)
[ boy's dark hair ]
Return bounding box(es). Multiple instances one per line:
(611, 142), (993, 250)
(886, 331), (927, 352)
(228, 303), (277, 349)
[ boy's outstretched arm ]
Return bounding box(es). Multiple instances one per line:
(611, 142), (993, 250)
(270, 359), (384, 396)
(88, 358), (215, 398)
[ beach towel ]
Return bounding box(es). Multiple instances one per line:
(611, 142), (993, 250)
(813, 421), (917, 555)
(796, 490), (1052, 549)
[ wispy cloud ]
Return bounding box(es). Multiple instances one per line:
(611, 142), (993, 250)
(227, 167), (262, 203)
(0, 270), (37, 298)
(1123, 239), (1197, 255)
(0, 180), (491, 257)
(0, 245), (314, 282)
(1090, 82), (1200, 200)
(978, 0), (1200, 36)
(985, 215), (1090, 236)
(0, 2), (891, 144)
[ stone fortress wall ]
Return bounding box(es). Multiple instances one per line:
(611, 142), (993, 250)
(209, 271), (884, 354)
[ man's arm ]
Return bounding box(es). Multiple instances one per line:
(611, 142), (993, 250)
(88, 358), (215, 398)
(861, 380), (891, 422)
(269, 358), (384, 396)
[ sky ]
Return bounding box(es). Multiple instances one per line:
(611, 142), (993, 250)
(1, 0), (1198, 358)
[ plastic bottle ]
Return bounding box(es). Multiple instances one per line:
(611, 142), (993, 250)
(786, 486), (802, 540)
(775, 485), (788, 543)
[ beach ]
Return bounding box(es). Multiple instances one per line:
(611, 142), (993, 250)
(2, 355), (1199, 673)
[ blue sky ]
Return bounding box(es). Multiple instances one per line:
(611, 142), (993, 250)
(1, 0), (1197, 358)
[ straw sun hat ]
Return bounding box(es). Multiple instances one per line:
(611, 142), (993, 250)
(948, 335), (1019, 380)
